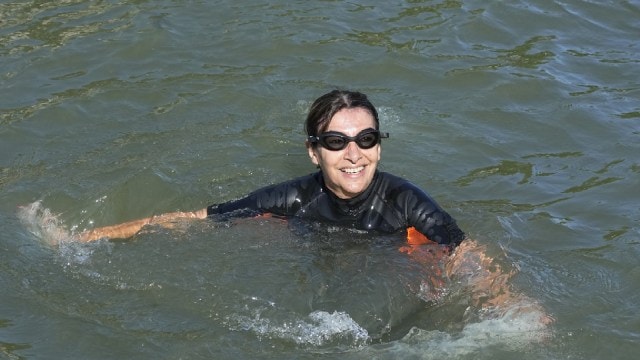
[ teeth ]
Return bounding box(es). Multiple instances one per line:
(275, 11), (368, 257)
(342, 166), (364, 174)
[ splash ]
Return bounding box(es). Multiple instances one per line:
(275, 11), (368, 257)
(17, 200), (75, 246)
(17, 200), (97, 265)
(361, 303), (551, 359)
(225, 298), (370, 347)
(17, 201), (156, 287)
(230, 310), (370, 347)
(225, 296), (550, 354)
(417, 308), (548, 356)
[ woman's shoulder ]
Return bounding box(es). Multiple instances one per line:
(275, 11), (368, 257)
(375, 171), (438, 204)
(256, 171), (323, 199)
(376, 171), (422, 192)
(283, 171), (323, 188)
(249, 172), (321, 191)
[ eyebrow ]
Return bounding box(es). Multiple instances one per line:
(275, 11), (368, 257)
(322, 127), (376, 134)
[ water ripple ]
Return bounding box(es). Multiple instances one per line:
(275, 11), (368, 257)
(0, 1), (136, 55)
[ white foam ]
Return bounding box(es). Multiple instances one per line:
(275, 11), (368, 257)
(17, 200), (98, 265)
(223, 285), (552, 354)
(17, 200), (74, 246)
(370, 302), (552, 358)
(226, 308), (370, 347)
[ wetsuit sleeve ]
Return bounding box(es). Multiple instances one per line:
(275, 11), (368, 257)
(396, 183), (465, 246)
(206, 176), (309, 218)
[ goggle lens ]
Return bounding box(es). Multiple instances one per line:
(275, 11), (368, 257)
(309, 129), (388, 151)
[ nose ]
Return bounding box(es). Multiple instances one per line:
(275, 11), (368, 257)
(343, 141), (362, 163)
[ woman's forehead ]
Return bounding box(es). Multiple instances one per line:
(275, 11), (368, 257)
(326, 108), (376, 133)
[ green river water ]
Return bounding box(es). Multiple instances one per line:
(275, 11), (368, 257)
(1, 1), (639, 359)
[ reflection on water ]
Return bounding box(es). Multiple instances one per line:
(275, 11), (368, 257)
(455, 160), (533, 186)
(0, 328), (32, 360)
(0, 1), (135, 53)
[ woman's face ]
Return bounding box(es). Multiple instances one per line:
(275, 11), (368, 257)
(307, 107), (381, 199)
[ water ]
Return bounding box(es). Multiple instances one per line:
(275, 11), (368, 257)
(1, 0), (639, 358)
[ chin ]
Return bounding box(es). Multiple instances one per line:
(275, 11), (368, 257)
(325, 168), (376, 198)
(341, 182), (370, 198)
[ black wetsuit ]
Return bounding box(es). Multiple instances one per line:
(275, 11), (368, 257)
(207, 171), (465, 246)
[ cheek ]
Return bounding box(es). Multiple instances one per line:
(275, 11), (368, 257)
(367, 146), (381, 163)
(316, 148), (341, 167)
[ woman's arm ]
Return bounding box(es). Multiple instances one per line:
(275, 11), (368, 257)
(445, 239), (553, 324)
(78, 209), (208, 242)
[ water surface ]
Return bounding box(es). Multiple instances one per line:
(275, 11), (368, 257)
(1, 1), (639, 359)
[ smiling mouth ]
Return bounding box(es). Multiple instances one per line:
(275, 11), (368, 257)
(341, 166), (365, 174)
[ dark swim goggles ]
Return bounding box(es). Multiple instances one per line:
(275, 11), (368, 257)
(308, 128), (389, 151)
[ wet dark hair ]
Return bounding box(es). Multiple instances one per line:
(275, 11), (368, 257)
(304, 90), (380, 139)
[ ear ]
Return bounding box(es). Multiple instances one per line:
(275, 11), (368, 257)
(306, 141), (320, 166)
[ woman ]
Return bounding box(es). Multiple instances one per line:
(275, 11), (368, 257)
(77, 89), (551, 327)
(80, 90), (464, 247)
